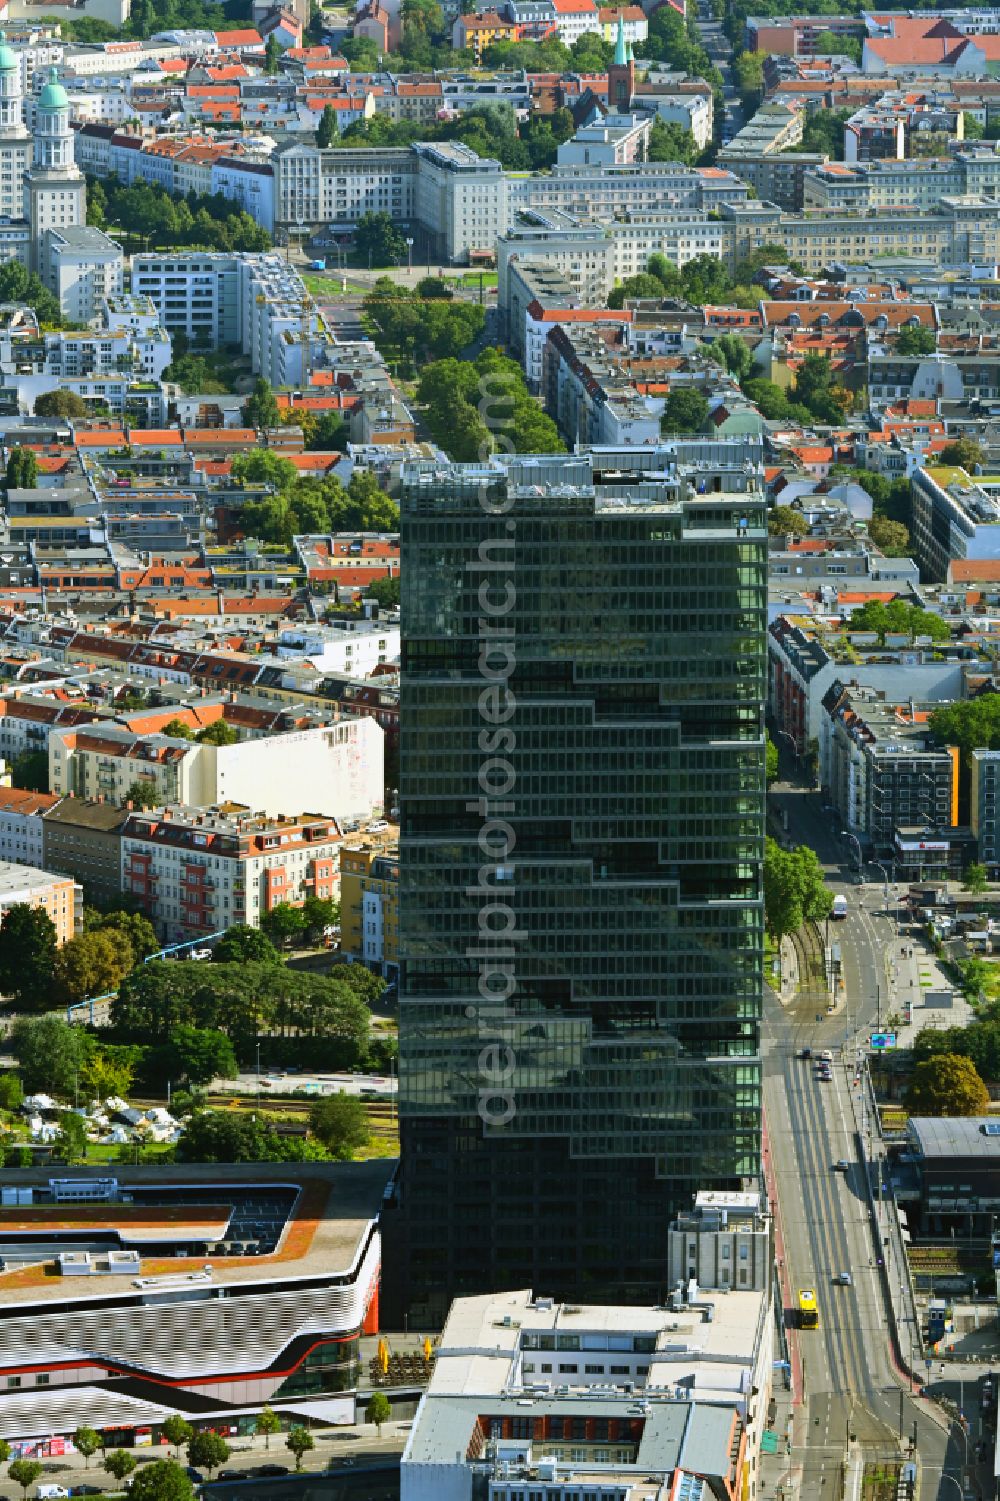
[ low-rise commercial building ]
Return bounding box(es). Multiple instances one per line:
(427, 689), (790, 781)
(402, 1277), (773, 1501)
(0, 1163), (387, 1439)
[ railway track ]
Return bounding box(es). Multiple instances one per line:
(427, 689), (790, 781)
(790, 919), (829, 1011)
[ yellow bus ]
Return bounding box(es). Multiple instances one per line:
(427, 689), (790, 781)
(798, 1289), (819, 1329)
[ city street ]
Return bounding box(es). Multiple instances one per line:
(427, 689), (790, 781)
(763, 769), (967, 1501)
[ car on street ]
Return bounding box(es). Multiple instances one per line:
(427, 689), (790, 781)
(185, 1471), (205, 1484)
(817, 1071), (832, 1081)
(819, 1050), (834, 1061)
(834, 1159), (850, 1172)
(833, 1272), (852, 1285)
(798, 1048), (811, 1059)
(72, 1488), (104, 1496)
(217, 1472), (244, 1481)
(256, 1465), (290, 1477)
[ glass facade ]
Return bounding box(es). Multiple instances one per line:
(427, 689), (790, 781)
(390, 453), (767, 1327)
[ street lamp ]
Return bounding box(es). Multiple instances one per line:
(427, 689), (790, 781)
(405, 235), (414, 273)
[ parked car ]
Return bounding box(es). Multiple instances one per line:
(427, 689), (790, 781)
(185, 1470), (204, 1485)
(256, 1466), (289, 1478)
(37, 1489), (69, 1500)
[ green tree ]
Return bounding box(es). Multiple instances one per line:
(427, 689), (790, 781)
(11, 749), (48, 791)
(712, 331), (755, 381)
(80, 1050), (134, 1103)
(355, 210), (407, 267)
(74, 1427), (100, 1468)
(660, 388), (708, 434)
(104, 1450), (138, 1488)
(261, 902), (307, 948)
(963, 111), (985, 140)
(212, 925), (279, 965)
(161, 1418), (194, 1460)
(55, 927), (135, 1004)
(33, 388), (88, 418)
(9, 1460), (43, 1499)
(964, 863), (989, 894)
(0, 903), (58, 1009)
(195, 718), (239, 746)
(264, 32), (280, 72)
(0, 1072), (23, 1112)
(308, 410), (348, 452)
(813, 27), (861, 59)
(763, 837), (831, 943)
(57, 1109), (87, 1161)
(766, 732), (779, 786)
(0, 1444), (10, 1467)
(162, 717), (194, 740)
(735, 242), (803, 282)
(647, 116), (697, 164)
(895, 325), (936, 357)
(231, 449), (298, 494)
(125, 778), (160, 810)
(317, 102), (338, 146)
(733, 49), (765, 106)
(906, 1053), (990, 1116)
(243, 377), (281, 433)
(177, 1110), (286, 1162)
(5, 446), (38, 488)
(612, 271), (672, 310)
(309, 1092), (371, 1159)
(868, 516), (911, 557)
(256, 1406), (281, 1450)
(939, 437), (985, 471)
(365, 574), (400, 609)
(285, 1428), (315, 1471)
(365, 1391), (391, 1436)
(165, 1025), (238, 1086)
(128, 1459), (193, 1501)
(768, 505), (807, 537)
(187, 1432), (230, 1477)
(11, 1015), (91, 1094)
(302, 894), (338, 941)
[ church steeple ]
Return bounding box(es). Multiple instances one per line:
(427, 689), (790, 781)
(608, 12), (634, 111)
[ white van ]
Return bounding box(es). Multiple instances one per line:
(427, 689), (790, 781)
(37, 1486), (70, 1499)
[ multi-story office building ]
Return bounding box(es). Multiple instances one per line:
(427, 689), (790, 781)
(970, 747), (1000, 873)
(390, 450), (767, 1325)
(910, 463), (1000, 581)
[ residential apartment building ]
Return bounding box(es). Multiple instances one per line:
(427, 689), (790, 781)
(0, 785), (56, 868)
(130, 252), (327, 386)
(273, 143), (415, 233)
(389, 449), (766, 1325)
(49, 717), (384, 824)
(41, 796), (130, 906)
(121, 803), (343, 936)
(339, 836), (398, 978)
(0, 859), (81, 945)
(824, 686), (957, 855)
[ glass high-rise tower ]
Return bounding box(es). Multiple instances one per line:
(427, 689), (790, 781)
(388, 450), (767, 1328)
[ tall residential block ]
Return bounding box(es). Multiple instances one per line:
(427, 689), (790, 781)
(390, 450), (767, 1326)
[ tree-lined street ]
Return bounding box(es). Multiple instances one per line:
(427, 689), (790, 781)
(763, 760), (979, 1501)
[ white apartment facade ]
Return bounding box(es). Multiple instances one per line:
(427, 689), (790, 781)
(121, 804), (344, 936)
(50, 717), (385, 824)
